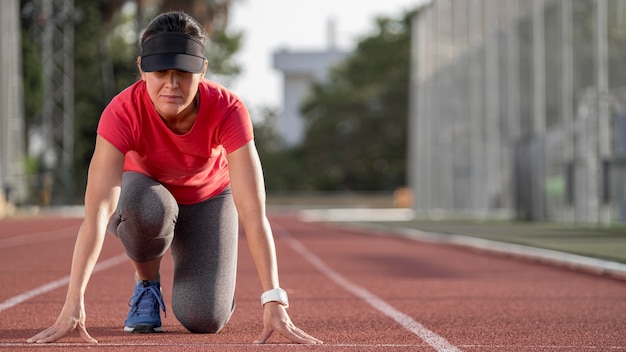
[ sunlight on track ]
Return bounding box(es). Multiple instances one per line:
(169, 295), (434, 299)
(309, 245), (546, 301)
(272, 223), (462, 352)
(299, 208), (415, 222)
(0, 225), (78, 249)
(0, 254), (127, 312)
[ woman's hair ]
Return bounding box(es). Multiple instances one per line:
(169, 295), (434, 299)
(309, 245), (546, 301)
(141, 12), (207, 47)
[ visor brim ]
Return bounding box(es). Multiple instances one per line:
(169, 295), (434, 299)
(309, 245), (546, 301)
(140, 53), (205, 73)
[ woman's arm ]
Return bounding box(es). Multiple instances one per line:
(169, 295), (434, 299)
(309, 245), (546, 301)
(226, 141), (322, 345)
(27, 136), (125, 343)
(227, 141), (277, 291)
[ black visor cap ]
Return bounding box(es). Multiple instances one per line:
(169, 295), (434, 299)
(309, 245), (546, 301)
(140, 32), (206, 73)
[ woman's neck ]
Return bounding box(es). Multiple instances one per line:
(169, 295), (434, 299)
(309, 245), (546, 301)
(159, 93), (199, 135)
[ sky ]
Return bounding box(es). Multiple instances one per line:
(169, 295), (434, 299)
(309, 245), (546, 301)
(228, 0), (427, 113)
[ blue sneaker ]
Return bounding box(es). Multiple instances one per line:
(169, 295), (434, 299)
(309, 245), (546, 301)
(124, 280), (166, 333)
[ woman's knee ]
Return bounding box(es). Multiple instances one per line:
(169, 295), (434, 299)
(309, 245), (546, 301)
(118, 174), (178, 231)
(172, 301), (234, 333)
(111, 173), (179, 261)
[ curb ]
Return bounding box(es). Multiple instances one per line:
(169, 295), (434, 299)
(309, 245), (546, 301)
(382, 225), (626, 281)
(296, 209), (626, 282)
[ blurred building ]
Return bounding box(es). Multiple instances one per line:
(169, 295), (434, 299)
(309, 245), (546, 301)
(272, 19), (349, 146)
(0, 0), (26, 214)
(408, 0), (626, 224)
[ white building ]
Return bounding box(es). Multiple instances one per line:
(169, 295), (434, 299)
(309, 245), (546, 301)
(272, 24), (349, 146)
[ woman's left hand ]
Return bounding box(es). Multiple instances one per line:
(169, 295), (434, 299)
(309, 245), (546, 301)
(253, 302), (323, 344)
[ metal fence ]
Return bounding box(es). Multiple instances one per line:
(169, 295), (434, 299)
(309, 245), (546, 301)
(408, 0), (626, 224)
(0, 0), (26, 214)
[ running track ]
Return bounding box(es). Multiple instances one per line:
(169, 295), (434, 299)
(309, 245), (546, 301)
(0, 212), (624, 351)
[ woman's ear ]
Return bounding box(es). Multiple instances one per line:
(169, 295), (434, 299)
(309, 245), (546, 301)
(201, 59), (208, 77)
(137, 57), (146, 80)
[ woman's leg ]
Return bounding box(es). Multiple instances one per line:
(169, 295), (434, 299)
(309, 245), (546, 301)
(107, 172), (178, 332)
(170, 187), (239, 334)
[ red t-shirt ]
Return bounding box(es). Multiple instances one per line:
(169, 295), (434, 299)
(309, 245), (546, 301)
(97, 78), (254, 204)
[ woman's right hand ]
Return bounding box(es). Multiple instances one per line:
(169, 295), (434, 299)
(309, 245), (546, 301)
(27, 301), (97, 344)
(28, 136), (124, 344)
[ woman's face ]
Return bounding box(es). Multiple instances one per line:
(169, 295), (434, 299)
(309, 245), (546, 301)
(138, 58), (207, 120)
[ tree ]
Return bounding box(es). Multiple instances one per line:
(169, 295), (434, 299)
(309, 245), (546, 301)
(253, 107), (318, 191)
(20, 0), (242, 204)
(296, 9), (419, 191)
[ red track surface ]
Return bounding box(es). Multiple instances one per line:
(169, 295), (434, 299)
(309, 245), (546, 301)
(1, 213), (625, 351)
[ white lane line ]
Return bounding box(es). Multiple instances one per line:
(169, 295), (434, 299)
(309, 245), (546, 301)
(0, 253), (127, 312)
(1, 343), (623, 349)
(273, 223), (462, 352)
(0, 342), (431, 348)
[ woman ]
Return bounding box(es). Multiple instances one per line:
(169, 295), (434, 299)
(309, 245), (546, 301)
(27, 11), (322, 345)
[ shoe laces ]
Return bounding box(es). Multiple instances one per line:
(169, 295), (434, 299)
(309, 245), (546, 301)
(128, 280), (166, 317)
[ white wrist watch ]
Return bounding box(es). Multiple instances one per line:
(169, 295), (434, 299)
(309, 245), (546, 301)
(260, 288), (289, 307)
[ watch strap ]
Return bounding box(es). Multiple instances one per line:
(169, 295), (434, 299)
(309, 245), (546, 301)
(260, 288), (289, 307)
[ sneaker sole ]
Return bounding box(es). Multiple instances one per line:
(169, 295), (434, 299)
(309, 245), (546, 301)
(124, 324), (163, 333)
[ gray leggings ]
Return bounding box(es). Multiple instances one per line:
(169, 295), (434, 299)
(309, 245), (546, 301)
(107, 172), (238, 333)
